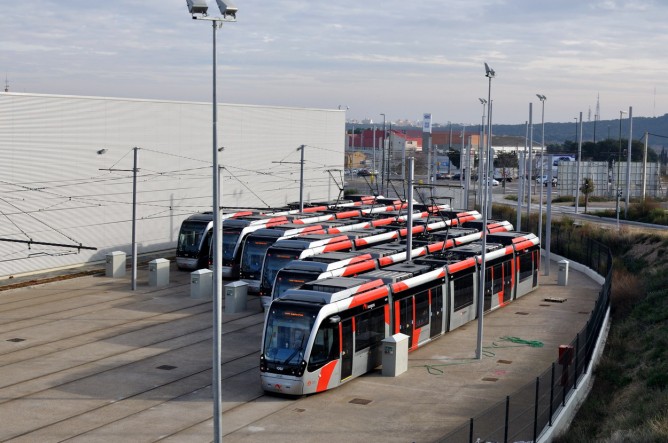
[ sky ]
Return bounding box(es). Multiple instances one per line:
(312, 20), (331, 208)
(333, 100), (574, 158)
(2, 0), (668, 125)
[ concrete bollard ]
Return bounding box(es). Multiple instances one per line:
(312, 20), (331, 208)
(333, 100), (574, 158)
(190, 269), (213, 299)
(106, 251), (126, 278)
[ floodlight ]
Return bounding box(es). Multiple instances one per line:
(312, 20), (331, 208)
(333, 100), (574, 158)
(187, 0), (209, 15)
(536, 94), (547, 101)
(216, 0), (237, 18)
(479, 98), (487, 104)
(484, 62), (495, 78)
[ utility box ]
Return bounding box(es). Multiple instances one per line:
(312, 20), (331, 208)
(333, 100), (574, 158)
(225, 281), (248, 314)
(381, 333), (409, 377)
(190, 269), (213, 299)
(148, 258), (170, 287)
(105, 251), (126, 278)
(558, 259), (569, 286)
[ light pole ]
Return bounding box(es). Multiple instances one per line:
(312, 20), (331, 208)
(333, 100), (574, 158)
(448, 121), (453, 175)
(536, 94), (546, 247)
(186, 1), (236, 442)
(478, 98), (487, 208)
(617, 110), (627, 229)
(625, 106), (633, 218)
(380, 113), (386, 195)
(98, 147), (139, 291)
(476, 62), (494, 360)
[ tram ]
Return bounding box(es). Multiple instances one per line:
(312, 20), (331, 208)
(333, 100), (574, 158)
(267, 222), (514, 306)
(259, 231), (540, 395)
(176, 212), (213, 270)
(220, 202), (447, 279)
(238, 209), (462, 293)
(258, 211), (482, 297)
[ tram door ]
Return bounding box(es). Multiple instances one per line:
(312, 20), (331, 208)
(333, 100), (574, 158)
(429, 287), (444, 338)
(398, 298), (414, 346)
(503, 261), (513, 302)
(340, 319), (353, 380)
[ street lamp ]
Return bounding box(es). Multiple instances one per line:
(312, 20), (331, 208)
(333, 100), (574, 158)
(476, 62), (494, 361)
(536, 94), (546, 248)
(625, 107), (633, 219)
(478, 98), (487, 207)
(186, 2), (237, 442)
(617, 110), (627, 229)
(380, 113), (386, 195)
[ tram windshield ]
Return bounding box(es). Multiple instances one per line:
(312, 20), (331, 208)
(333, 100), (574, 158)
(222, 227), (243, 263)
(263, 303), (319, 367)
(177, 221), (209, 255)
(261, 248), (301, 290)
(272, 270), (312, 300)
(240, 238), (273, 278)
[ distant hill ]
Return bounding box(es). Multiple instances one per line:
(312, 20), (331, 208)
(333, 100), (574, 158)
(491, 114), (668, 146)
(347, 114), (668, 149)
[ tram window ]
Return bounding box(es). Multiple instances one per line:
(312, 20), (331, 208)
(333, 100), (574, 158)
(453, 273), (474, 311)
(492, 263), (504, 293)
(308, 321), (339, 372)
(414, 291), (430, 329)
(354, 307), (385, 351)
(519, 253), (533, 282)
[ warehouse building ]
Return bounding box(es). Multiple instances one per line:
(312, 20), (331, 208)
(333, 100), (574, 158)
(0, 92), (345, 278)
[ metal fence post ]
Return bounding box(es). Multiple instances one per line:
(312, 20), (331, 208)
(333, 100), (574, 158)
(533, 376), (540, 441)
(584, 320), (590, 374)
(575, 333), (580, 389)
(549, 362), (555, 426)
(504, 395), (510, 443)
(562, 372), (567, 407)
(469, 417), (474, 443)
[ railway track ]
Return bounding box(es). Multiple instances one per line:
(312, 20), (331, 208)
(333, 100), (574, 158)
(0, 269), (297, 442)
(0, 260), (603, 442)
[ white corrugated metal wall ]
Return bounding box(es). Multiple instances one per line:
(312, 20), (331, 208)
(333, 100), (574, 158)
(0, 93), (345, 278)
(557, 160), (661, 198)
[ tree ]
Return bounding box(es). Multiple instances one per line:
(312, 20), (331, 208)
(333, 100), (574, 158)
(494, 152), (518, 186)
(579, 177), (595, 213)
(448, 148), (461, 170)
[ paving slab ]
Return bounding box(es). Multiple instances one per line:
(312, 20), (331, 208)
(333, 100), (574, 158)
(0, 259), (600, 442)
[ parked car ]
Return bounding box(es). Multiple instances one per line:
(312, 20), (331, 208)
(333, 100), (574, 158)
(536, 175), (557, 187)
(357, 169), (371, 176)
(435, 172), (451, 180)
(451, 173), (478, 181)
(494, 175), (512, 182)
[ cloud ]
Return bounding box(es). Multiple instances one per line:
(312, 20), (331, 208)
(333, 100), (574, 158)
(2, 0), (668, 124)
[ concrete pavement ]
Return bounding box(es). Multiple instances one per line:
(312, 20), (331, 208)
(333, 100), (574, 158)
(0, 258), (600, 442)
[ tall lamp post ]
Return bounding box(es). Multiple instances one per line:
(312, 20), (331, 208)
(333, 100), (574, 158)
(380, 113), (386, 195)
(536, 94), (546, 247)
(625, 106), (633, 218)
(617, 110), (627, 229)
(478, 98), (487, 208)
(476, 62), (494, 360)
(186, 1), (237, 442)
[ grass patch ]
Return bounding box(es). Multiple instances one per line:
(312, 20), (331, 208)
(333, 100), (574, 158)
(552, 222), (668, 442)
(592, 200), (668, 225)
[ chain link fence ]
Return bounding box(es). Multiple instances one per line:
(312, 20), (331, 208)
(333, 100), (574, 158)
(439, 231), (612, 442)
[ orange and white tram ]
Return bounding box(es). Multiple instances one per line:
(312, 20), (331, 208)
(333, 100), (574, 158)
(259, 231), (540, 395)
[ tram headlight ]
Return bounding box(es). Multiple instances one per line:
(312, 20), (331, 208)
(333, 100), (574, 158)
(296, 360), (306, 377)
(260, 355), (267, 372)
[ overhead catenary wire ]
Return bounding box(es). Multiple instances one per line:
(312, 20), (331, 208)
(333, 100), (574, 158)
(1, 142), (345, 261)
